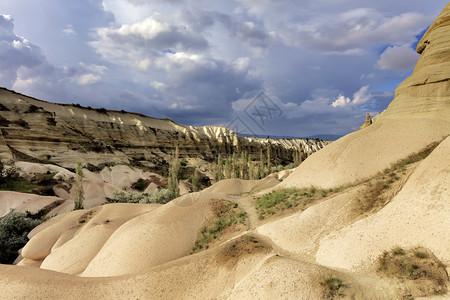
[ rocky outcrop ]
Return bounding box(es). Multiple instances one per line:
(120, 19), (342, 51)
(281, 3), (450, 189)
(359, 113), (372, 130)
(0, 88), (329, 169)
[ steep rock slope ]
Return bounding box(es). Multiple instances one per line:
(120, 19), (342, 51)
(281, 4), (450, 189)
(315, 136), (450, 270)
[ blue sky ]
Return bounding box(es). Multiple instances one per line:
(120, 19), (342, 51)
(0, 1), (447, 137)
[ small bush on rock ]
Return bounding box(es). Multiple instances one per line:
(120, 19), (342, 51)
(131, 178), (150, 192)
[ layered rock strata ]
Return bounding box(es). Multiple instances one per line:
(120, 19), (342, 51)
(0, 88), (329, 169)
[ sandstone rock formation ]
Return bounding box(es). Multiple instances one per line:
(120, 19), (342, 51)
(0, 88), (329, 170)
(0, 3), (449, 300)
(280, 4), (450, 189)
(359, 113), (372, 130)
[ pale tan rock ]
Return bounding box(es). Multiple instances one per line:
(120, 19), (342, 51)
(315, 136), (450, 270)
(281, 4), (450, 189)
(359, 113), (372, 130)
(0, 191), (64, 217)
(1, 4), (449, 299)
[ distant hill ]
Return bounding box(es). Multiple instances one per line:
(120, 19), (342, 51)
(236, 132), (343, 141)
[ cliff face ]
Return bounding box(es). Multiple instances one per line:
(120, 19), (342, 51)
(281, 3), (450, 189)
(0, 88), (329, 168)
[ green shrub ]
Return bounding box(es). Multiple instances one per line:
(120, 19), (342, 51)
(131, 178), (150, 192)
(95, 107), (107, 114)
(0, 212), (42, 264)
(320, 277), (347, 299)
(180, 158), (188, 167)
(0, 164), (38, 193)
(146, 189), (173, 204)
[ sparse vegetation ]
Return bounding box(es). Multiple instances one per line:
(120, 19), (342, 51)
(388, 141), (440, 173)
(377, 246), (448, 296)
(180, 158), (188, 167)
(192, 200), (247, 253)
(356, 141), (441, 216)
(0, 163), (38, 192)
(392, 246), (405, 256)
(213, 148), (291, 182)
(112, 189), (173, 204)
(95, 107), (108, 114)
(320, 276), (347, 299)
(255, 187), (341, 219)
(78, 210), (95, 224)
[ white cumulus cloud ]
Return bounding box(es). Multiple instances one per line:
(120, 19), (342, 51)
(332, 85), (372, 108)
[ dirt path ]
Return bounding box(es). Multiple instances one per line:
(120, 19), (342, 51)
(229, 194), (260, 229)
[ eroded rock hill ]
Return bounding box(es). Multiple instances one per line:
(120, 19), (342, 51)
(0, 88), (329, 169)
(281, 3), (450, 189)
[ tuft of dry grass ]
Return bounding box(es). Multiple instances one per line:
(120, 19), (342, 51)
(320, 276), (347, 299)
(376, 246), (448, 297)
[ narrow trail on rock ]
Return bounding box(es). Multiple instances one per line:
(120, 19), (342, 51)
(230, 194), (260, 229)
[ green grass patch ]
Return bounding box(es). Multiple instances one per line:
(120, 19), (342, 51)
(320, 276), (347, 299)
(255, 187), (339, 219)
(0, 177), (38, 193)
(192, 200), (247, 253)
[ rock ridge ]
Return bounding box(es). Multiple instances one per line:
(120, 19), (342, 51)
(0, 87), (329, 169)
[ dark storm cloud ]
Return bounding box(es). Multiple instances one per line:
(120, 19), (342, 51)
(0, 0), (447, 136)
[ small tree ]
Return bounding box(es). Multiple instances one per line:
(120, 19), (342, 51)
(192, 168), (201, 192)
(73, 162), (84, 210)
(267, 143), (271, 175)
(231, 152), (239, 178)
(214, 154), (224, 182)
(168, 146), (181, 199)
(240, 151), (249, 180)
(259, 149), (265, 179)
